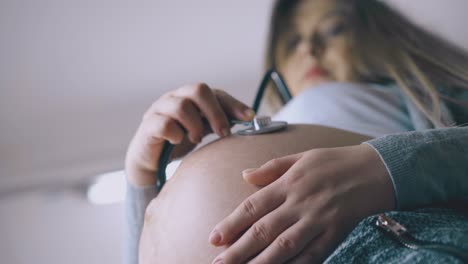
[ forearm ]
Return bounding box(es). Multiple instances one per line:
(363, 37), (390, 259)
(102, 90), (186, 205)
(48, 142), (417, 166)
(125, 135), (196, 187)
(124, 176), (158, 264)
(364, 126), (468, 210)
(123, 136), (196, 264)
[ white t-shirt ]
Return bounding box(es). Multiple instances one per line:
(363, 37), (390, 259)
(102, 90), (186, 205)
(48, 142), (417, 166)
(272, 82), (413, 138)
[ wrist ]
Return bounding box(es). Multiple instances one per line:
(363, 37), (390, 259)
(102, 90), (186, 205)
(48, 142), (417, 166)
(361, 144), (396, 213)
(125, 160), (158, 187)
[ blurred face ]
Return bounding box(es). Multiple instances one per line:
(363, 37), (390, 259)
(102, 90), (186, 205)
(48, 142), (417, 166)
(277, 0), (359, 96)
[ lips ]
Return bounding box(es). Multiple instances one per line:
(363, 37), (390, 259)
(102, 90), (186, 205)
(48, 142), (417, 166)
(305, 66), (327, 79)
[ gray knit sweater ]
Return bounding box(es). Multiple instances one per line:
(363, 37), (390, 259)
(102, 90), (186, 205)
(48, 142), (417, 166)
(124, 88), (468, 264)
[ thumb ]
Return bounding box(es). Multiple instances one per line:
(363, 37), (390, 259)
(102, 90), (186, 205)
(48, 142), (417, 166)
(242, 153), (302, 186)
(214, 89), (255, 121)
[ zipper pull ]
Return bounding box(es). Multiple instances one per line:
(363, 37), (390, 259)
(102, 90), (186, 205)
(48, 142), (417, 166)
(375, 214), (408, 238)
(374, 213), (468, 262)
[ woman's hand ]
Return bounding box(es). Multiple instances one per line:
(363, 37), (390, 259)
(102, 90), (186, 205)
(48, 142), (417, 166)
(125, 83), (255, 186)
(209, 144), (396, 264)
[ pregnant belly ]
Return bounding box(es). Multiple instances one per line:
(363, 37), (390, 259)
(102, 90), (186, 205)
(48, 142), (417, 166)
(139, 124), (371, 263)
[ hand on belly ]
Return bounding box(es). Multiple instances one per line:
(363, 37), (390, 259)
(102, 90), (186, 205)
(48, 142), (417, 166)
(209, 144), (394, 264)
(139, 125), (373, 263)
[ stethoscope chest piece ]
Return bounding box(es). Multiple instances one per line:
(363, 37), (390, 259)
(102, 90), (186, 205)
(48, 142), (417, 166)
(235, 116), (288, 135)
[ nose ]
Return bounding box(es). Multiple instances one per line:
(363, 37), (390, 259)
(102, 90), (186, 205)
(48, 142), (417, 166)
(297, 37), (323, 58)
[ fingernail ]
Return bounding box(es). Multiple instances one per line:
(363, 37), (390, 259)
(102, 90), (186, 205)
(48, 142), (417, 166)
(221, 128), (231, 137)
(242, 168), (257, 175)
(209, 230), (222, 245)
(243, 109), (255, 120)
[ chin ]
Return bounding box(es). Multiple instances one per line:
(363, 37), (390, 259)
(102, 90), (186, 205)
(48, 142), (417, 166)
(299, 78), (334, 90)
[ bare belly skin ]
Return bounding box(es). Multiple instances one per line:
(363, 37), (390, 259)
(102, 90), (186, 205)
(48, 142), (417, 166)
(139, 124), (371, 263)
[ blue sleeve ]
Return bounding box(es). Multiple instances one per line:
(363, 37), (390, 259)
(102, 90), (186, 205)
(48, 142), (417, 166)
(123, 179), (158, 264)
(363, 126), (468, 210)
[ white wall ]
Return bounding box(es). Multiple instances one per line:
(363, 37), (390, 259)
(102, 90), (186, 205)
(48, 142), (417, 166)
(1, 1), (467, 263)
(386, 0), (468, 52)
(0, 0), (272, 190)
(0, 1), (272, 263)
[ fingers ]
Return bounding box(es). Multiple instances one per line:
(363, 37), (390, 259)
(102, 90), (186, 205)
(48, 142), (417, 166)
(150, 95), (204, 143)
(209, 180), (286, 247)
(286, 230), (336, 264)
(173, 83), (233, 138)
(127, 84), (251, 186)
(214, 89), (256, 121)
(251, 218), (322, 264)
(140, 113), (185, 145)
(243, 153), (303, 186)
(212, 206), (298, 264)
(144, 83), (253, 144)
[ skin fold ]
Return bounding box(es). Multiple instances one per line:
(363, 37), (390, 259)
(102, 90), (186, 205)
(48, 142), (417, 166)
(139, 124), (371, 263)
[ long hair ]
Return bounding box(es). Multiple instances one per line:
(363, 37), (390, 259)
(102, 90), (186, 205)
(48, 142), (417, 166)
(264, 0), (468, 127)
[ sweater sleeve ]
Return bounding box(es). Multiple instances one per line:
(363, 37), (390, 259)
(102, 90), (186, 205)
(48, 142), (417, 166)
(123, 179), (158, 264)
(363, 126), (468, 210)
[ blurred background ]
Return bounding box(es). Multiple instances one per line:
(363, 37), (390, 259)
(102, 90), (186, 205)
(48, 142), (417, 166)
(1, 0), (467, 263)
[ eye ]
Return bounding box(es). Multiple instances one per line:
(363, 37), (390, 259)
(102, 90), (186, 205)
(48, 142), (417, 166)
(324, 23), (346, 37)
(285, 33), (302, 53)
(319, 21), (347, 42)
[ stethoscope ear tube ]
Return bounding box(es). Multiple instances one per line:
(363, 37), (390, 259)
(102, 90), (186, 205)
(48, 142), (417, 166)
(156, 142), (174, 191)
(252, 67), (292, 113)
(156, 68), (292, 191)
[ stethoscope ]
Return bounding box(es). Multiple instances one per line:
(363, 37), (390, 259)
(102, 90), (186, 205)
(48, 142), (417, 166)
(156, 67), (293, 191)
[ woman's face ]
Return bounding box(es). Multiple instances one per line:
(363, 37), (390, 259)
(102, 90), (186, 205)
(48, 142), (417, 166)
(278, 0), (359, 96)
